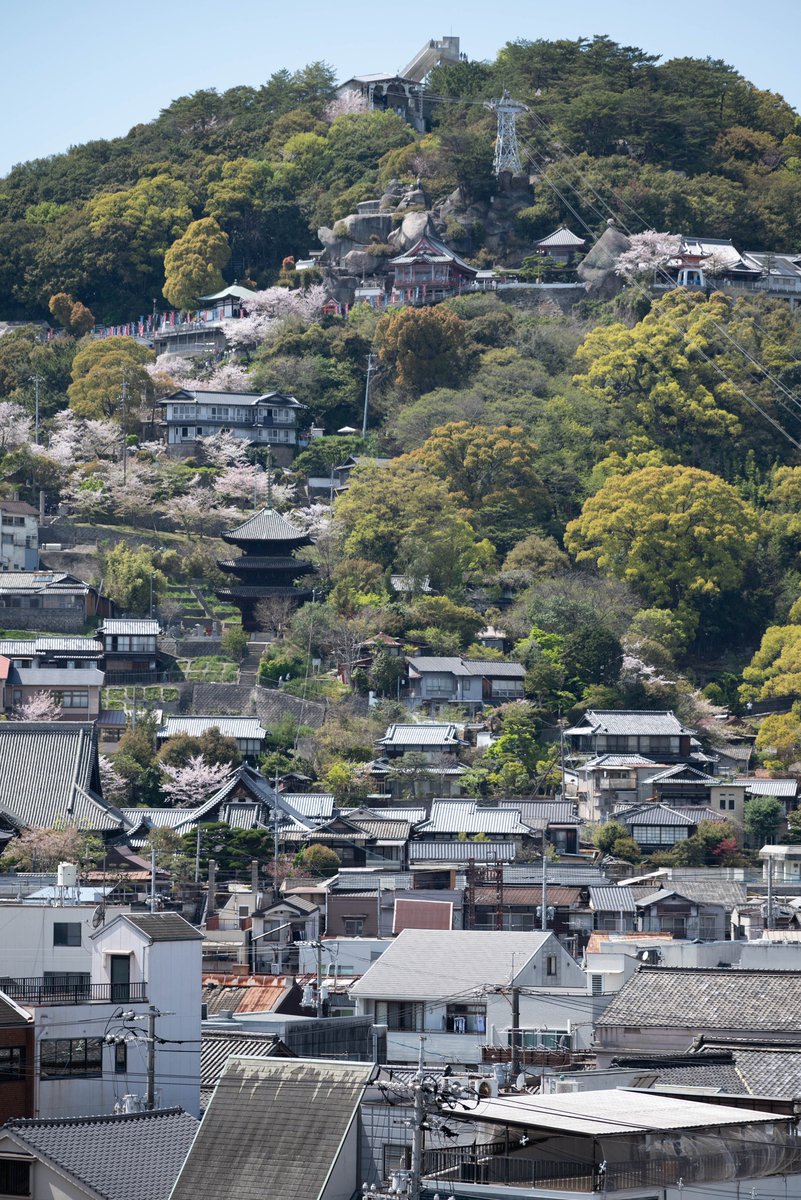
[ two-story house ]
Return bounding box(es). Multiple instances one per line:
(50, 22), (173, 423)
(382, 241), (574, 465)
(350, 928), (591, 1066)
(157, 716), (267, 761)
(160, 388), (307, 465)
(97, 618), (160, 683)
(0, 571), (112, 633)
(0, 501), (38, 571)
(0, 912), (202, 1120)
(0, 636), (105, 719)
(565, 710), (698, 763)
(406, 657), (525, 713)
(368, 722), (470, 799)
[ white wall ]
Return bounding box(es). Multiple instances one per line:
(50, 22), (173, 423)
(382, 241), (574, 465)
(0, 904), (129, 978)
(298, 937), (391, 977)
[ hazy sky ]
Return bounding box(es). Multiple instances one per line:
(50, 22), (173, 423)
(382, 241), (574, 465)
(2, 0), (800, 176)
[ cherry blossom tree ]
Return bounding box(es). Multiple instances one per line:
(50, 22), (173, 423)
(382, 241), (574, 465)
(164, 478), (238, 537)
(224, 284), (328, 351)
(12, 691), (63, 721)
(99, 754), (129, 805)
(325, 89), (369, 121)
(0, 402), (32, 450)
(0, 825), (103, 871)
(160, 754), (231, 808)
(615, 231), (682, 282)
(198, 429), (251, 468)
(213, 463), (295, 510)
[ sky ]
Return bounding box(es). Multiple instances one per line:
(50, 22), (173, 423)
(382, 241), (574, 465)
(1, 0), (801, 177)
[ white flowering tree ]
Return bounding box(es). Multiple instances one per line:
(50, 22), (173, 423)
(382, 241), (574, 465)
(197, 429), (251, 468)
(99, 754), (129, 805)
(160, 755), (231, 808)
(325, 89), (369, 121)
(0, 402), (32, 451)
(615, 231), (682, 282)
(12, 691), (63, 721)
(213, 463), (296, 510)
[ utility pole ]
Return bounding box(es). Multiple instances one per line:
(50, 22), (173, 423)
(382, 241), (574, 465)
(29, 375), (44, 445)
(150, 847), (157, 913)
(511, 985), (521, 1080)
(146, 1006), (156, 1110)
(272, 770), (280, 901)
(316, 939), (324, 1018)
(767, 854), (775, 931)
(409, 1035), (427, 1200)
(361, 353), (375, 439)
(541, 831), (548, 932)
(120, 376), (128, 484)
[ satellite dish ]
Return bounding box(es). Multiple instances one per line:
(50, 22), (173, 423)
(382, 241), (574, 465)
(92, 904), (106, 929)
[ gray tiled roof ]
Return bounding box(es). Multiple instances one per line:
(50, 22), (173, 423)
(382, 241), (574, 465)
(3, 1108), (198, 1200)
(378, 722), (461, 747)
(597, 967), (801, 1031)
(502, 800), (580, 826)
(0, 722), (123, 832)
(223, 507), (307, 542)
(171, 1057), (373, 1200)
(617, 804), (696, 827)
(407, 840), (518, 864)
(100, 619), (160, 636)
(123, 913), (203, 941)
(535, 225), (587, 248)
(350, 929), (551, 1000)
(419, 800), (528, 835)
(158, 716), (266, 741)
(584, 710), (690, 736)
(738, 777), (799, 798)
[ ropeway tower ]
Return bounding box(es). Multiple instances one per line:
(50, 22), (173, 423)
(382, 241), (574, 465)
(484, 90), (529, 175)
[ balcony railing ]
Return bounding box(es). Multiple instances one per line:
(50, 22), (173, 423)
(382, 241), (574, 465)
(0, 978), (148, 1005)
(422, 1146), (801, 1192)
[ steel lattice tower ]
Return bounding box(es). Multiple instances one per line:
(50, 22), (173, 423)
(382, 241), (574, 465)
(485, 90), (529, 175)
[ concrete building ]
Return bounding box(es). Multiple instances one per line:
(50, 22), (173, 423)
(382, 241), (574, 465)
(0, 500), (38, 571)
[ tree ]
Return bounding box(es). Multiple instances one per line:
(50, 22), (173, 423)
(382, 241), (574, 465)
(294, 843), (340, 877)
(67, 337), (154, 423)
(99, 754), (129, 805)
(102, 543), (166, 614)
(12, 690), (62, 721)
(755, 710), (801, 764)
(741, 627), (801, 704)
(375, 306), (470, 395)
(255, 595), (297, 640)
(335, 459), (494, 593)
(48, 292), (95, 335)
(744, 796), (784, 847)
(564, 465), (761, 633)
(162, 217), (231, 310)
(407, 422), (551, 552)
(160, 754), (231, 808)
(221, 626), (248, 660)
(614, 231), (681, 281)
(0, 826), (103, 872)
(593, 820), (629, 856)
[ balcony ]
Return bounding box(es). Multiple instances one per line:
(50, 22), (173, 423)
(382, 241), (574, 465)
(0, 978), (148, 1005)
(422, 1145), (801, 1192)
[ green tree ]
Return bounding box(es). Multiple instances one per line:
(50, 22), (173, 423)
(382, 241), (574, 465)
(744, 796), (784, 847)
(67, 336), (154, 423)
(48, 292), (95, 335)
(103, 543), (167, 614)
(221, 626), (248, 660)
(755, 710), (801, 763)
(593, 820), (629, 856)
(565, 465), (761, 635)
(375, 306), (470, 395)
(295, 843), (340, 877)
(335, 459), (495, 593)
(162, 217), (231, 310)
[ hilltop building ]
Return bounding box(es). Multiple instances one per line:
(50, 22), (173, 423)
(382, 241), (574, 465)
(216, 508), (316, 630)
(159, 388), (307, 464)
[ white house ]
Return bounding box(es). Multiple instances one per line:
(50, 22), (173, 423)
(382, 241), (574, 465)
(0, 500), (38, 572)
(20, 912), (203, 1120)
(349, 928), (592, 1066)
(0, 898), (130, 984)
(160, 388), (307, 464)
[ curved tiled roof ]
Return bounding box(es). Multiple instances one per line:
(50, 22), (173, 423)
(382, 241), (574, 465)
(222, 508), (309, 544)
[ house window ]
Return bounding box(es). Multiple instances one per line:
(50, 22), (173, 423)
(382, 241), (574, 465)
(510, 1029), (570, 1049)
(546, 955), (558, 977)
(0, 1160), (30, 1196)
(53, 922), (81, 947)
(54, 691), (89, 709)
(445, 1003), (486, 1034)
(375, 1001), (423, 1032)
(40, 1038), (103, 1079)
(384, 1145), (411, 1176)
(343, 917), (365, 937)
(115, 1042), (127, 1074)
(0, 1046), (25, 1081)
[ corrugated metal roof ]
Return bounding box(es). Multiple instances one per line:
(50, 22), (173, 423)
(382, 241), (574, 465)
(473, 885), (583, 907)
(159, 716), (266, 741)
(171, 1058), (373, 1200)
(350, 929), (551, 999)
(408, 841), (517, 862)
(12, 666), (104, 686)
(584, 710), (690, 736)
(100, 619), (160, 635)
(378, 723), (461, 747)
(589, 886), (638, 913)
(420, 801), (527, 834)
(452, 1089), (779, 1135)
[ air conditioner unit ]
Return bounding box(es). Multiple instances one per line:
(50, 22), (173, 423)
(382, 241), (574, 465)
(269, 963), (281, 975)
(554, 1079), (580, 1093)
(476, 1077), (499, 1098)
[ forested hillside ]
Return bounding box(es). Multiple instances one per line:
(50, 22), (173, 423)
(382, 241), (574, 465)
(1, 37), (800, 322)
(2, 36), (801, 779)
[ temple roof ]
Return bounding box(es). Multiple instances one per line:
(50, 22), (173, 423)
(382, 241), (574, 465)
(534, 226), (587, 249)
(390, 232), (477, 275)
(221, 508), (310, 545)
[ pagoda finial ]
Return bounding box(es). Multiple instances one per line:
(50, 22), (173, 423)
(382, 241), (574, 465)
(266, 445), (273, 509)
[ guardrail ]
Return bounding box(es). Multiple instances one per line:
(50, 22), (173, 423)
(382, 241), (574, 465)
(0, 978), (148, 1005)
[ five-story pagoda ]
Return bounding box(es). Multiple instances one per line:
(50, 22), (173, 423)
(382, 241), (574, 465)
(216, 508), (316, 629)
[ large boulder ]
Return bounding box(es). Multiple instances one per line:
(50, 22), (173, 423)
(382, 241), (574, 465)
(388, 210), (433, 251)
(578, 221), (631, 297)
(343, 249), (382, 276)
